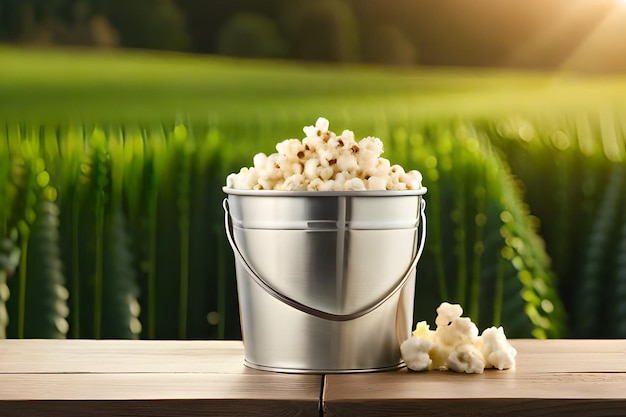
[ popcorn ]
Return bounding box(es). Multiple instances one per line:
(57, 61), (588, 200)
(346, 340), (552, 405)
(412, 321), (435, 340)
(435, 302), (464, 328)
(477, 326), (517, 370)
(402, 302), (517, 374)
(225, 117), (423, 191)
(400, 336), (434, 372)
(344, 177), (366, 191)
(437, 316), (479, 347)
(447, 344), (486, 374)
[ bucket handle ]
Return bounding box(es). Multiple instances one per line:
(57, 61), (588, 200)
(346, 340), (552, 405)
(223, 197), (427, 322)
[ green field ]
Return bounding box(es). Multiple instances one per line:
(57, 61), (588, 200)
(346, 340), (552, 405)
(3, 46), (626, 125)
(1, 47), (625, 341)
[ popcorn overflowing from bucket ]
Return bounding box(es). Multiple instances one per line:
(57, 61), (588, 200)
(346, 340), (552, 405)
(226, 117), (423, 191)
(401, 302), (517, 374)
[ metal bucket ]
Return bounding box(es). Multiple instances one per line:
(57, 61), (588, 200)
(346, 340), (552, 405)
(223, 187), (427, 373)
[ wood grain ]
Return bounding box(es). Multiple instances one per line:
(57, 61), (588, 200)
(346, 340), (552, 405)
(0, 400), (316, 417)
(323, 399), (626, 417)
(323, 339), (626, 417)
(2, 339), (625, 416)
(0, 373), (321, 401)
(0, 339), (247, 374)
(0, 340), (321, 417)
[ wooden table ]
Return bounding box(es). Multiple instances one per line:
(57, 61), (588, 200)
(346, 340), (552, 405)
(0, 339), (624, 416)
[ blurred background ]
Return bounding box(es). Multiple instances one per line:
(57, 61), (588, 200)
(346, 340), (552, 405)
(1, 0), (625, 342)
(2, 0), (626, 72)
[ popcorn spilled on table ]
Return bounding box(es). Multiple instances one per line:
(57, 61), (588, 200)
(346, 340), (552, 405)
(401, 302), (517, 374)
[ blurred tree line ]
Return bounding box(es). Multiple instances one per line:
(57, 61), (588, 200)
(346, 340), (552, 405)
(0, 0), (619, 69)
(0, 0), (371, 62)
(0, 0), (188, 50)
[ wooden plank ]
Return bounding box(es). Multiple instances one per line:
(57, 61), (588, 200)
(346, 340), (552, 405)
(3, 339), (625, 416)
(323, 339), (626, 417)
(0, 399), (316, 417)
(0, 373), (321, 401)
(323, 398), (626, 417)
(0, 340), (247, 374)
(324, 370), (626, 400)
(511, 339), (626, 373)
(0, 340), (322, 417)
(508, 339), (626, 354)
(4, 339), (623, 374)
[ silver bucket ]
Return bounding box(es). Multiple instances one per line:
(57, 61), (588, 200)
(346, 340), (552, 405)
(223, 187), (427, 373)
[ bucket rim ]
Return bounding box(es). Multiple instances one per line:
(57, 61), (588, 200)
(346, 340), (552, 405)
(222, 186), (427, 197)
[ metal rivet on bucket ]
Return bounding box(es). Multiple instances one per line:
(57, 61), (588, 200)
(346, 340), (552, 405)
(223, 188), (427, 374)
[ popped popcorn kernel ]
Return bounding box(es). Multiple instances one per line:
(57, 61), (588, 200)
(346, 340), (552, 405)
(478, 326), (517, 370)
(437, 317), (479, 347)
(344, 177), (366, 191)
(435, 302), (464, 327)
(412, 321), (434, 341)
(429, 342), (454, 370)
(401, 302), (517, 374)
(225, 118), (423, 191)
(401, 336), (434, 372)
(447, 344), (486, 374)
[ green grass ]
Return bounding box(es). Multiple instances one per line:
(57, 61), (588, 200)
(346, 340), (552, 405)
(3, 46), (626, 126)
